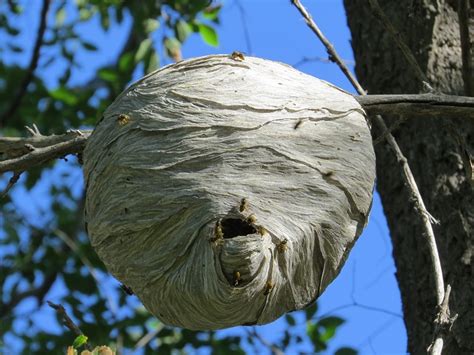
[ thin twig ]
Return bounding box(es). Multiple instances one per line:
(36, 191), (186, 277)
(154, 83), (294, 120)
(54, 228), (118, 317)
(1, 171), (22, 198)
(0, 272), (57, 319)
(292, 0), (447, 350)
(47, 301), (92, 351)
(247, 328), (284, 355)
(0, 0), (51, 127)
(367, 0), (430, 87)
(293, 55), (354, 68)
(458, 0), (472, 96)
(291, 0), (366, 94)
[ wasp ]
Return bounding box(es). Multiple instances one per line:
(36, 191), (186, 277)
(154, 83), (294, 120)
(233, 271), (242, 286)
(117, 113), (131, 126)
(239, 198), (248, 213)
(210, 220), (224, 245)
(247, 214), (257, 224)
(120, 284), (134, 295)
(263, 281), (274, 296)
(277, 238), (288, 253)
(230, 51), (245, 61)
(256, 225), (267, 236)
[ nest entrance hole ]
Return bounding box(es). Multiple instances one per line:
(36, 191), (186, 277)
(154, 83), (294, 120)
(221, 218), (256, 239)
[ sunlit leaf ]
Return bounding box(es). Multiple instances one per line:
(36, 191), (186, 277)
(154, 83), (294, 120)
(72, 334), (88, 349)
(50, 87), (78, 105)
(335, 347), (358, 355)
(176, 20), (192, 42)
(135, 38), (152, 63)
(164, 37), (181, 62)
(198, 23), (218, 47)
(98, 68), (118, 82)
(202, 5), (221, 21)
(56, 7), (67, 26)
(143, 18), (159, 33)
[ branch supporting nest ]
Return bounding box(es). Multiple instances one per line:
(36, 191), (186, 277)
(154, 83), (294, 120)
(0, 130), (91, 174)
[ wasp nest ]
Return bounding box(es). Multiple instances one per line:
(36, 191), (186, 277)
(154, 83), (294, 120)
(83, 55), (375, 330)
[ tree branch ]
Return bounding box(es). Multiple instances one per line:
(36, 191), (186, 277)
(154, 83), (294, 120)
(458, 0), (472, 96)
(291, 0), (366, 94)
(356, 94), (474, 120)
(292, 0), (448, 352)
(0, 130), (91, 174)
(0, 0), (51, 127)
(0, 272), (57, 319)
(47, 301), (92, 351)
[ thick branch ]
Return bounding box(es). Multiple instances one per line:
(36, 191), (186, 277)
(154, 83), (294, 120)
(0, 130), (91, 173)
(356, 94), (474, 119)
(0, 0), (51, 127)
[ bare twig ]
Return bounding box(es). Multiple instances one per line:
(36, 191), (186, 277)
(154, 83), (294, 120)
(367, 0), (430, 86)
(0, 0), (51, 127)
(47, 301), (92, 351)
(294, 55), (354, 68)
(291, 0), (366, 94)
(292, 0), (447, 350)
(134, 325), (163, 350)
(0, 130), (91, 173)
(0, 272), (57, 319)
(54, 228), (118, 317)
(247, 328), (284, 355)
(428, 285), (459, 354)
(356, 94), (474, 120)
(458, 0), (472, 96)
(1, 171), (22, 198)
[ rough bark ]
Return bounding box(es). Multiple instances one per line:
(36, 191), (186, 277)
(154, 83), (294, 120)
(344, 0), (474, 353)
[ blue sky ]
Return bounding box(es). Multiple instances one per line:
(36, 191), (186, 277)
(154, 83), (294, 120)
(2, 0), (407, 353)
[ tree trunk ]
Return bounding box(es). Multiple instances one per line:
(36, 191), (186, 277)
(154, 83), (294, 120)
(344, 1), (473, 353)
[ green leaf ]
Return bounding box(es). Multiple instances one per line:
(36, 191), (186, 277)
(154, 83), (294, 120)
(98, 68), (118, 82)
(79, 8), (93, 21)
(305, 302), (318, 320)
(198, 23), (218, 47)
(56, 7), (67, 26)
(176, 20), (192, 42)
(143, 18), (159, 33)
(50, 87), (78, 105)
(202, 5), (221, 21)
(318, 316), (345, 329)
(335, 347), (358, 355)
(72, 334), (88, 349)
(135, 38), (152, 63)
(145, 51), (159, 74)
(118, 52), (134, 72)
(164, 37), (181, 61)
(81, 41), (98, 51)
(285, 314), (296, 326)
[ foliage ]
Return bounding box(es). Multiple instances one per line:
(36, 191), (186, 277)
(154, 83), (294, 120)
(0, 0), (352, 353)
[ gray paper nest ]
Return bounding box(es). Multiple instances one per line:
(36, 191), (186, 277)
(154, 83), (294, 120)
(83, 54), (375, 330)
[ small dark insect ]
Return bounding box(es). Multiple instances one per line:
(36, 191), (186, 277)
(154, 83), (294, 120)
(263, 281), (274, 296)
(117, 113), (130, 126)
(294, 119), (303, 129)
(230, 51), (245, 61)
(120, 284), (134, 295)
(277, 238), (288, 253)
(233, 271), (241, 286)
(247, 214), (257, 224)
(239, 198), (248, 212)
